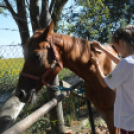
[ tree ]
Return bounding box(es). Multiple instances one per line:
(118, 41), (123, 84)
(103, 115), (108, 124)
(0, 55), (4, 59)
(62, 0), (110, 42)
(0, 0), (69, 47)
(0, 1), (70, 133)
(62, 0), (134, 43)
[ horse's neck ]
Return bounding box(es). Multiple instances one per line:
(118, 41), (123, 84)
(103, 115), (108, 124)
(52, 33), (115, 82)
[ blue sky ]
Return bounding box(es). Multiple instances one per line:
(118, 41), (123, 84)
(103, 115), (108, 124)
(0, 15), (21, 45)
(0, 0), (75, 58)
(0, 0), (75, 45)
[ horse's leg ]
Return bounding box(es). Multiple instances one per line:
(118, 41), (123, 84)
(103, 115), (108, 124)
(99, 109), (115, 134)
(106, 110), (120, 134)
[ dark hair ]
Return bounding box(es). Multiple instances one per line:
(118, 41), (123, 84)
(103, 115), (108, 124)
(111, 27), (134, 50)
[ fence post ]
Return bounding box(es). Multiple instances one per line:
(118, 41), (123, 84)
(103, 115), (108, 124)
(47, 75), (65, 134)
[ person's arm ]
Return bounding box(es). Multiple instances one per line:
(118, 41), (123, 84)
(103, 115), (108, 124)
(90, 55), (107, 87)
(101, 47), (120, 64)
(93, 41), (120, 64)
(126, 25), (134, 29)
(90, 53), (128, 90)
(95, 63), (108, 87)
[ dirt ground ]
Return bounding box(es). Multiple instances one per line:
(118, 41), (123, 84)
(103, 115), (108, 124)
(46, 106), (109, 134)
(46, 75), (110, 134)
(46, 107), (109, 134)
(63, 75), (110, 134)
(65, 107), (110, 134)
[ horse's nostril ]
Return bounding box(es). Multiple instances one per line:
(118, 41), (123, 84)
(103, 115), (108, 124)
(15, 89), (37, 103)
(20, 90), (27, 98)
(15, 89), (26, 100)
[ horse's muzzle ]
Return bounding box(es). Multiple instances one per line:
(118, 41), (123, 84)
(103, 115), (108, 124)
(15, 89), (37, 104)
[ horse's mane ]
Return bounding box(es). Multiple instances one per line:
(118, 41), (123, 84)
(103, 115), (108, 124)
(28, 29), (117, 57)
(103, 43), (118, 56)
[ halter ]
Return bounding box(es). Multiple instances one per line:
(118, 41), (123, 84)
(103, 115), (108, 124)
(20, 37), (63, 87)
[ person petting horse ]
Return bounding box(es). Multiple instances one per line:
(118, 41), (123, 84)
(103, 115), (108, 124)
(91, 26), (134, 134)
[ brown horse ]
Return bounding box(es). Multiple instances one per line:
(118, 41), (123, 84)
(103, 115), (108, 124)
(15, 21), (119, 134)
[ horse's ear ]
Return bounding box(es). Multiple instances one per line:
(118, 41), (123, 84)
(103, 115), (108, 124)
(42, 21), (54, 40)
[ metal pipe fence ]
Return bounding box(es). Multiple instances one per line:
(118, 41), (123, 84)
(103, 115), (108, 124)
(3, 91), (70, 134)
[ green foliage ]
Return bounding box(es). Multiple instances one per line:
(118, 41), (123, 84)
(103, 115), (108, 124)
(0, 55), (3, 59)
(120, 19), (127, 27)
(60, 0), (134, 43)
(0, 58), (24, 95)
(0, 58), (24, 77)
(86, 121), (91, 128)
(107, 27), (112, 43)
(61, 0), (110, 42)
(59, 68), (74, 79)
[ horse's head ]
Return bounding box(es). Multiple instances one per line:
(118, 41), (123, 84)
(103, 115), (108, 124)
(15, 21), (62, 103)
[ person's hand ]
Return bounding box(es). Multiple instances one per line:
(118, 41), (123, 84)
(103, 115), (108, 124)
(126, 25), (134, 30)
(92, 41), (103, 50)
(90, 57), (99, 66)
(90, 51), (99, 66)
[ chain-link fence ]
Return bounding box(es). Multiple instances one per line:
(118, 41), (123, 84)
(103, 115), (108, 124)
(0, 44), (75, 108)
(0, 45), (24, 107)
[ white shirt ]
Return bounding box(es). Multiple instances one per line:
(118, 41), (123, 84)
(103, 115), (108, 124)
(105, 55), (134, 131)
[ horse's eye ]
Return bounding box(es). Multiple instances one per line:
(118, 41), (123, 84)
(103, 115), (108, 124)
(32, 53), (40, 63)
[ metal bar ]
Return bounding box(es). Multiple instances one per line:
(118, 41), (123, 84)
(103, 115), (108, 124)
(70, 79), (83, 89)
(3, 91), (70, 134)
(60, 80), (86, 99)
(87, 98), (96, 134)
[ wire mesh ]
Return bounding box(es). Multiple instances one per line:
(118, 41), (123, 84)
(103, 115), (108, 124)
(0, 45), (24, 107)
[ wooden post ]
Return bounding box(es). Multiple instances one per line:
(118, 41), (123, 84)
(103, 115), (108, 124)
(47, 75), (65, 134)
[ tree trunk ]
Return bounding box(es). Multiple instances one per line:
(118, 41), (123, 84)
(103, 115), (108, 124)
(4, 0), (30, 47)
(51, 0), (68, 32)
(30, 0), (39, 32)
(1, 1), (69, 133)
(4, 0), (69, 46)
(39, 0), (52, 29)
(16, 0), (30, 46)
(16, 22), (30, 47)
